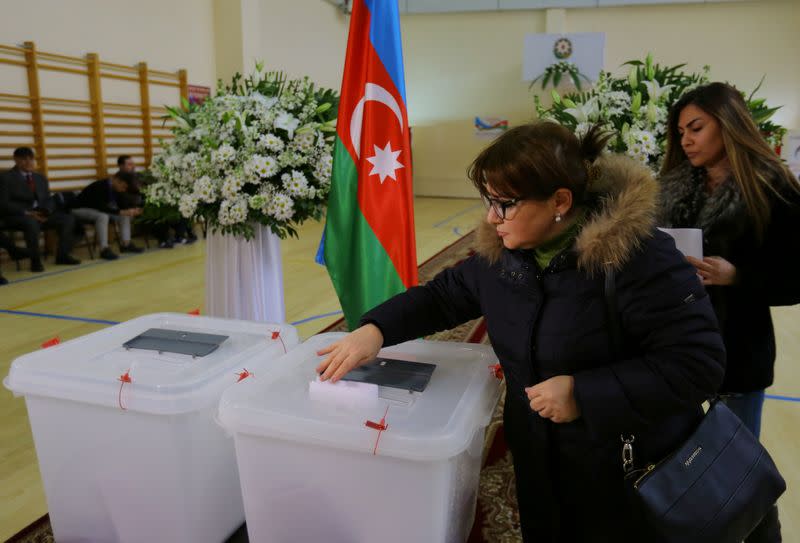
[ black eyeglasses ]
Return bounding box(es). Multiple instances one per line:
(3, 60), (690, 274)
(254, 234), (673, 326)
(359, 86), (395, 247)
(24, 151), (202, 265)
(482, 196), (522, 220)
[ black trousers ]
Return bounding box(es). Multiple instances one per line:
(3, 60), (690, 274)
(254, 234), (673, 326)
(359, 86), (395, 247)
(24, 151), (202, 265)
(2, 212), (75, 261)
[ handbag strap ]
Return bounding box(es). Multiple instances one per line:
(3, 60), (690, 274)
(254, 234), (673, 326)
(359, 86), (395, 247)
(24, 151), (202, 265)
(605, 267), (720, 474)
(604, 268), (637, 473)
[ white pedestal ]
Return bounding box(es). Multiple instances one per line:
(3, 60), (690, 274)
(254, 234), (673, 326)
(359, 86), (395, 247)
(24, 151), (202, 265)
(205, 224), (286, 322)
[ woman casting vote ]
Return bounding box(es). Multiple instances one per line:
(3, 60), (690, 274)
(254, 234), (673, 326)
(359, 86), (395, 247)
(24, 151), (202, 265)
(318, 121), (726, 542)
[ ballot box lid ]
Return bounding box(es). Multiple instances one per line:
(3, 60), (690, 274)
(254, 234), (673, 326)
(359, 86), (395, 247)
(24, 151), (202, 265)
(4, 313), (299, 414)
(218, 333), (502, 461)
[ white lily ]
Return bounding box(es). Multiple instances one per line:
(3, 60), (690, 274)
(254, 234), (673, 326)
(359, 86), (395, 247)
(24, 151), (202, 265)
(174, 116), (191, 130)
(643, 80), (673, 103)
(275, 111), (300, 139)
(564, 97), (599, 123)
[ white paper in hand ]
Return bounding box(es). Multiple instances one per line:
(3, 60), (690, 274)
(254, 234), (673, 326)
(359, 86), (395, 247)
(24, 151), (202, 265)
(658, 228), (703, 260)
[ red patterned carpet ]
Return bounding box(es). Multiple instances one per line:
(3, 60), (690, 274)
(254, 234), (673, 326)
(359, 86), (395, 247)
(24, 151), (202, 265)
(9, 229), (522, 543)
(468, 422), (522, 543)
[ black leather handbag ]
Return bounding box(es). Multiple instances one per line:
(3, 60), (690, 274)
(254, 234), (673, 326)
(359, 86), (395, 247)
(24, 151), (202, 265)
(605, 269), (786, 543)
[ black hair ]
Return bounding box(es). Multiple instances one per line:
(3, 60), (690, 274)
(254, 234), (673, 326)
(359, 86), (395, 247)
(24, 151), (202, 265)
(468, 121), (611, 203)
(13, 147), (34, 159)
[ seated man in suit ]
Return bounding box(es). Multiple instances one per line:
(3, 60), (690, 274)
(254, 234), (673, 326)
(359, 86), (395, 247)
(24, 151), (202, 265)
(0, 147), (80, 272)
(71, 171), (144, 260)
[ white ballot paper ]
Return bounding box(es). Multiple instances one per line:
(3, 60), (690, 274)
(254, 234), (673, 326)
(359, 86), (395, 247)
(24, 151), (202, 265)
(309, 376), (379, 409)
(658, 227), (703, 260)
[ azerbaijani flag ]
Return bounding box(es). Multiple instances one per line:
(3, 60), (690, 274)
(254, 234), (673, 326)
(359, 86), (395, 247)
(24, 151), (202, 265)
(321, 0), (418, 330)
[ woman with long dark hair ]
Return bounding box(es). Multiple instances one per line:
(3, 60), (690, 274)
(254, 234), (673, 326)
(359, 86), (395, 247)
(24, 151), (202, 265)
(317, 121), (725, 542)
(659, 82), (800, 542)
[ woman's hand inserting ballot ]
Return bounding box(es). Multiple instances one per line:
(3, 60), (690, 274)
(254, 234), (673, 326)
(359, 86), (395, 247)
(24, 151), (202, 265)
(316, 324), (384, 383)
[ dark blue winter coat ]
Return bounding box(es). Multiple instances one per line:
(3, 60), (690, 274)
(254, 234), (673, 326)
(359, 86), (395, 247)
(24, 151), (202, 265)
(363, 155), (726, 543)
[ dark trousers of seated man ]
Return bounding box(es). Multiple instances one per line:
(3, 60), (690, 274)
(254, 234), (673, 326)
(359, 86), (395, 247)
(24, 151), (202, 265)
(3, 211), (75, 264)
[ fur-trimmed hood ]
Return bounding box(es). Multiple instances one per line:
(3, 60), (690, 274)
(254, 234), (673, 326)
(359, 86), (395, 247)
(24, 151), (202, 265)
(475, 154), (659, 274)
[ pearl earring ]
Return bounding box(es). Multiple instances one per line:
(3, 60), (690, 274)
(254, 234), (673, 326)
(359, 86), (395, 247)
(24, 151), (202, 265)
(554, 212), (562, 223)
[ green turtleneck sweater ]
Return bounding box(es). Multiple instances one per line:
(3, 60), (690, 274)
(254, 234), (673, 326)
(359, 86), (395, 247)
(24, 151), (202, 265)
(533, 208), (588, 271)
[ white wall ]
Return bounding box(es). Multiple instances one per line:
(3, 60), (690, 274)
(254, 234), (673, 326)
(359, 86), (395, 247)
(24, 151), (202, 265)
(403, 10), (547, 197)
(256, 0), (349, 91)
(214, 0), (245, 85)
(0, 0), (217, 87)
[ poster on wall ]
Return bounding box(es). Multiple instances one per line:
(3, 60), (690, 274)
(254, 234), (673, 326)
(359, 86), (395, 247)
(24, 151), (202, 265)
(522, 32), (605, 86)
(474, 116), (508, 139)
(187, 84), (211, 106)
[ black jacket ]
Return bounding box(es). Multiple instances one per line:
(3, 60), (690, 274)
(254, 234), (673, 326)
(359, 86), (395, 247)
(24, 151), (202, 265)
(0, 167), (56, 217)
(75, 179), (122, 213)
(363, 156), (726, 542)
(659, 161), (800, 392)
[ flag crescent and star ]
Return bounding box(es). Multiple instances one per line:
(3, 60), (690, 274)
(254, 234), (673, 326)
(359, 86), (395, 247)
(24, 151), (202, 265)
(320, 0), (418, 330)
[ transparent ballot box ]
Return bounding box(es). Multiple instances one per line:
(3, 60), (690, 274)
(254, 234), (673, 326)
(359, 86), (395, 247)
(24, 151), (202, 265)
(4, 313), (299, 543)
(218, 333), (502, 543)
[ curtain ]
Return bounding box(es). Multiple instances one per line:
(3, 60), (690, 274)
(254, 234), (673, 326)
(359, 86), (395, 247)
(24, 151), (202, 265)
(205, 224), (285, 323)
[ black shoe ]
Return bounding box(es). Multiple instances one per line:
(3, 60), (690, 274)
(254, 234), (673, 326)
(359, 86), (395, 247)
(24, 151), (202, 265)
(55, 255), (81, 265)
(100, 248), (119, 260)
(120, 242), (144, 254)
(31, 259), (45, 272)
(0, 275), (8, 285)
(159, 240), (174, 249)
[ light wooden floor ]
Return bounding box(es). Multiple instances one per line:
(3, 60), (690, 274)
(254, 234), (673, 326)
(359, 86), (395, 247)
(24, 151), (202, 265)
(1, 196), (798, 540)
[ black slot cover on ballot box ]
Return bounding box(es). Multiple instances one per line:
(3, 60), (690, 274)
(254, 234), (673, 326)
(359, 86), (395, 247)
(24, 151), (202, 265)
(341, 358), (436, 392)
(122, 328), (229, 357)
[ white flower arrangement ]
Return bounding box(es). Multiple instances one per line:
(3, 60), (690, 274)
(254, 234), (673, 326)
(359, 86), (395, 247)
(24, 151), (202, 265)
(535, 55), (706, 171)
(143, 64), (338, 239)
(535, 54), (786, 172)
